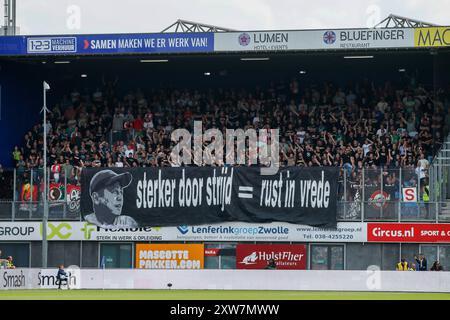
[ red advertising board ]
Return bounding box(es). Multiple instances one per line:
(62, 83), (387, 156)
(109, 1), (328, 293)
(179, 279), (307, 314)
(236, 244), (306, 269)
(204, 248), (220, 256)
(368, 223), (450, 243)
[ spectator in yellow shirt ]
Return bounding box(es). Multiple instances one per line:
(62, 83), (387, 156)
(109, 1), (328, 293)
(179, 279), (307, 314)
(396, 258), (408, 271)
(6, 256), (15, 269)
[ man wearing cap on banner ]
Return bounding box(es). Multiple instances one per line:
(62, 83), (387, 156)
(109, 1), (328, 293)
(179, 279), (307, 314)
(85, 169), (138, 228)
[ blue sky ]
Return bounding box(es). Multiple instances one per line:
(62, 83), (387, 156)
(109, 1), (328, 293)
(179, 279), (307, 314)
(8, 0), (450, 35)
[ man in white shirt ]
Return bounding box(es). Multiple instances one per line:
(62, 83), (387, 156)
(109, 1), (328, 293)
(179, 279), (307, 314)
(297, 128), (306, 144)
(362, 139), (372, 157)
(115, 159), (124, 168)
(376, 124), (387, 138)
(417, 153), (429, 170)
(376, 97), (388, 113)
(415, 165), (426, 180)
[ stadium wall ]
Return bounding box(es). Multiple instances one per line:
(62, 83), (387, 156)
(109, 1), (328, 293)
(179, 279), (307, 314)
(1, 268), (449, 292)
(0, 241), (428, 271)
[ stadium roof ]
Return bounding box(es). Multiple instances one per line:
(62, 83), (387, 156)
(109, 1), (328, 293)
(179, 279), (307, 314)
(161, 14), (440, 34)
(374, 14), (439, 28)
(161, 19), (237, 33)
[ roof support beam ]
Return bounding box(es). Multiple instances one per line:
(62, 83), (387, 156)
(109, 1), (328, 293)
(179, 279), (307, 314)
(374, 14), (438, 28)
(161, 19), (236, 33)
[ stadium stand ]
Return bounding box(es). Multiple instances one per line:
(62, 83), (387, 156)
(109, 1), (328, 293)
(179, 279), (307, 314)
(12, 79), (448, 174)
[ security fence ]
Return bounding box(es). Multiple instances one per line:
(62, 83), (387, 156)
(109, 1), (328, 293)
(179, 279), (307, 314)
(0, 166), (81, 221)
(337, 167), (446, 222)
(0, 156), (449, 222)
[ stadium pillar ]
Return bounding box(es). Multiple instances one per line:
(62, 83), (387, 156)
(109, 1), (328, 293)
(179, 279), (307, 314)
(380, 167), (383, 219)
(42, 81), (50, 268)
(398, 168), (402, 222)
(29, 169), (33, 219)
(3, 1), (8, 30)
(361, 168), (365, 222)
(343, 172), (347, 219)
(11, 0), (15, 34)
(12, 168), (16, 221)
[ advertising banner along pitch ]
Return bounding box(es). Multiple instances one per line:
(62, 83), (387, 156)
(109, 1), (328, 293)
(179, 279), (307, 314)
(136, 244), (204, 269)
(0, 221), (366, 242)
(367, 223), (450, 243)
(80, 166), (339, 229)
(236, 244), (307, 269)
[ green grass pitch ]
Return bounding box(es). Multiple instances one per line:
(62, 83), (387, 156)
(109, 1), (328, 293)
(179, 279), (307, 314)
(0, 290), (449, 300)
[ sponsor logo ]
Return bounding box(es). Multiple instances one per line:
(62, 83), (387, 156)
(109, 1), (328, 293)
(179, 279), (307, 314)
(415, 27), (450, 47)
(371, 226), (415, 238)
(179, 225), (289, 236)
(38, 270), (77, 288)
(177, 225), (189, 235)
(3, 270), (25, 288)
(0, 226), (34, 236)
(252, 32), (289, 51)
(240, 252), (258, 265)
(27, 37), (77, 53)
(338, 29), (405, 49)
(238, 250), (305, 265)
(204, 248), (220, 256)
(40, 222), (72, 240)
(253, 32), (288, 44)
(97, 226), (155, 232)
(238, 33), (251, 46)
(236, 244), (306, 269)
(136, 244), (204, 269)
(238, 32), (289, 49)
(81, 223), (96, 240)
(367, 223), (450, 243)
(323, 31), (336, 44)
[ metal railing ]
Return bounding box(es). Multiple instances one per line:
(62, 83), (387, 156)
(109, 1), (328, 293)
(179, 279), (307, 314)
(428, 135), (450, 223)
(1, 153), (450, 222)
(335, 166), (445, 222)
(0, 166), (81, 221)
(0, 201), (82, 221)
(0, 199), (448, 222)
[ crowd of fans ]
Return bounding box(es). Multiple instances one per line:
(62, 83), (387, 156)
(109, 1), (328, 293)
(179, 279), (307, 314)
(9, 78), (450, 191)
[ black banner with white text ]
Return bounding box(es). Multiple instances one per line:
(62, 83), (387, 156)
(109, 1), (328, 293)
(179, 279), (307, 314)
(80, 166), (338, 228)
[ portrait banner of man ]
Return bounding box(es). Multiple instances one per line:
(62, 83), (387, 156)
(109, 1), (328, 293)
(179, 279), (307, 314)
(84, 169), (138, 228)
